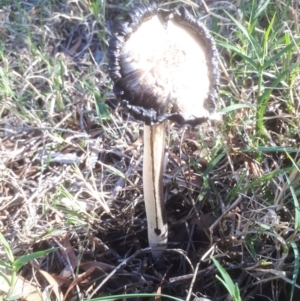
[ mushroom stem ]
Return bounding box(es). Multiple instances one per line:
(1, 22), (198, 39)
(143, 122), (168, 259)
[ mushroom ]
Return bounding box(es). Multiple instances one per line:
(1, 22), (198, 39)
(108, 3), (220, 259)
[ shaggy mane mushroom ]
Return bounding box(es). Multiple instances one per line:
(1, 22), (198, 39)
(108, 3), (220, 259)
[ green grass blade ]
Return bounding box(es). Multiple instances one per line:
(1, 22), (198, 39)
(245, 235), (257, 260)
(217, 41), (258, 69)
(203, 150), (227, 177)
(290, 242), (299, 301)
(0, 232), (14, 263)
(247, 0), (257, 34)
(241, 166), (298, 193)
(285, 174), (300, 230)
(0, 259), (12, 270)
(0, 269), (12, 286)
(263, 13), (276, 56)
(13, 248), (57, 272)
(239, 146), (298, 153)
(220, 104), (253, 113)
(224, 10), (260, 62)
(262, 38), (300, 70)
(226, 169), (247, 201)
(253, 0), (272, 20)
(89, 293), (184, 301)
(257, 60), (300, 124)
(234, 283), (241, 301)
(211, 257), (242, 301)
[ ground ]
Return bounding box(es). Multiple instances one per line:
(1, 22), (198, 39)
(1, 0), (300, 301)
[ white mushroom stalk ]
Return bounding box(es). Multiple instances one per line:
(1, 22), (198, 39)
(143, 123), (167, 258)
(107, 3), (220, 259)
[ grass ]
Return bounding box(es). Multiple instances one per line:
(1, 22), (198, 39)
(0, 232), (57, 300)
(211, 256), (242, 301)
(0, 0), (300, 300)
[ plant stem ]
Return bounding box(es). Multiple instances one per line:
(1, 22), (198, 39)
(143, 123), (168, 259)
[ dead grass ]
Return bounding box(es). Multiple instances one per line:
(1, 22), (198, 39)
(1, 0), (300, 300)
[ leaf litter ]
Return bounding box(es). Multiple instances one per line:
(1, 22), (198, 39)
(0, 0), (300, 300)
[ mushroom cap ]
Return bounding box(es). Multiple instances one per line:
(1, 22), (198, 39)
(108, 3), (220, 126)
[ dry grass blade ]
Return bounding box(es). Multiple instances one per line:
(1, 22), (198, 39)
(31, 262), (64, 301)
(1, 0), (300, 300)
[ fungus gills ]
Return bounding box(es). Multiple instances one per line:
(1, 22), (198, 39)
(108, 3), (220, 259)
